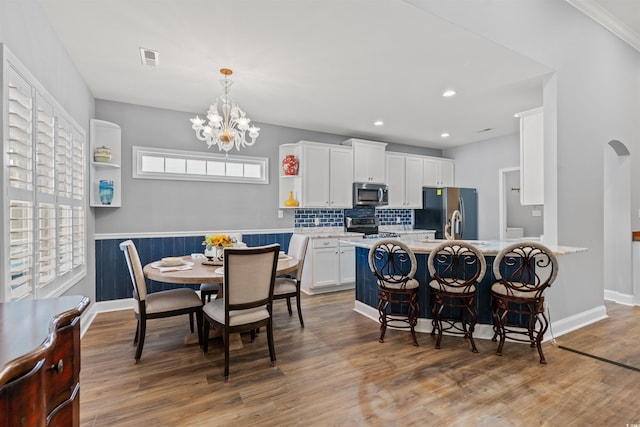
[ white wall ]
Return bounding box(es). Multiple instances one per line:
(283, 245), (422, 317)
(0, 0), (96, 302)
(413, 0), (640, 320)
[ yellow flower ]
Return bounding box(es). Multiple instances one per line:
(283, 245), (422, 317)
(203, 234), (233, 248)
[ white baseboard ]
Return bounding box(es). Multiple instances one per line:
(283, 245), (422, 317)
(604, 289), (637, 306)
(302, 283), (355, 295)
(353, 300), (608, 343)
(80, 298), (134, 338)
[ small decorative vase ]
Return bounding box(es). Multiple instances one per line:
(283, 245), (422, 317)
(204, 245), (224, 261)
(284, 191), (299, 207)
(282, 155), (299, 176)
(99, 180), (114, 205)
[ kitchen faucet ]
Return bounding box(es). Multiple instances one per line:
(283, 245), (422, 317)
(444, 209), (462, 240)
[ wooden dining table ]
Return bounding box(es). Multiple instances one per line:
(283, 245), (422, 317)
(143, 254), (299, 285)
(142, 254), (300, 348)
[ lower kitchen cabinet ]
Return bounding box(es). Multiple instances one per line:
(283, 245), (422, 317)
(301, 237), (355, 294)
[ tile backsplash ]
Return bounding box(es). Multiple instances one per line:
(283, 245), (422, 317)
(294, 208), (413, 228)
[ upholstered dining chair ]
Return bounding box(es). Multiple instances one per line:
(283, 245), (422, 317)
(199, 233), (244, 304)
(273, 234), (309, 327)
(368, 239), (420, 346)
(428, 240), (486, 352)
(491, 241), (558, 363)
(119, 240), (203, 363)
(202, 243), (280, 381)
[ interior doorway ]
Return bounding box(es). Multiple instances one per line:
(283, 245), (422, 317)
(498, 167), (544, 240)
(603, 140), (632, 304)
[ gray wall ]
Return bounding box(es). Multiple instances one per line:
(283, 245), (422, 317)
(414, 0), (640, 319)
(94, 100), (442, 234)
(505, 170), (543, 238)
(443, 133), (520, 240)
(1, 0), (96, 301)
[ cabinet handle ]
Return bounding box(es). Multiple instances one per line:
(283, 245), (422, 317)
(50, 359), (64, 373)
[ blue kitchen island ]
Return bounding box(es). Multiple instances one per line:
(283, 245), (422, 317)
(346, 237), (587, 340)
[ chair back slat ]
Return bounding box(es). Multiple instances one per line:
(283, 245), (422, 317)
(368, 239), (417, 288)
(119, 240), (147, 301)
(493, 241), (558, 298)
(427, 240), (486, 291)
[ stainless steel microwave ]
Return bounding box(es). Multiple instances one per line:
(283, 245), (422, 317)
(352, 182), (389, 207)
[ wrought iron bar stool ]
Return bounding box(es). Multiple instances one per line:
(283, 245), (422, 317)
(428, 240), (486, 352)
(368, 239), (420, 346)
(491, 241), (558, 363)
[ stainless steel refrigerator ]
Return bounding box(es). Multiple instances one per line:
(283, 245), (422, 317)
(414, 187), (478, 240)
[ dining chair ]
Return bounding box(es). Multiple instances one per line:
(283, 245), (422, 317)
(119, 240), (203, 363)
(491, 241), (558, 363)
(202, 243), (280, 381)
(428, 240), (486, 352)
(273, 234), (309, 327)
(368, 239), (420, 346)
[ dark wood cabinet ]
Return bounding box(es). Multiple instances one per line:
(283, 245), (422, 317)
(0, 295), (89, 426)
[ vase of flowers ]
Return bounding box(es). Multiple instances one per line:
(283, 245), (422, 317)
(202, 234), (234, 260)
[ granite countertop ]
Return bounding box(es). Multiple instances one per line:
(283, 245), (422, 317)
(294, 227), (363, 239)
(343, 237), (588, 256)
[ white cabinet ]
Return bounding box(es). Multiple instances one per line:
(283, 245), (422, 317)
(279, 142), (353, 209)
(343, 139), (387, 183)
(385, 153), (424, 208)
(423, 157), (454, 187)
(517, 107), (544, 206)
(301, 238), (355, 294)
(90, 119), (122, 207)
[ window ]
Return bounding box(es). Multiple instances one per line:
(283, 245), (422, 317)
(3, 49), (86, 302)
(133, 146), (269, 184)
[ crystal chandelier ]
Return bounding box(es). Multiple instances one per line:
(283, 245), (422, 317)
(190, 68), (260, 153)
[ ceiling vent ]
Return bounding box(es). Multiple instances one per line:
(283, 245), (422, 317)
(139, 48), (159, 67)
(477, 127), (493, 133)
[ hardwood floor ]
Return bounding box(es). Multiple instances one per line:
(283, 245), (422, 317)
(80, 291), (640, 426)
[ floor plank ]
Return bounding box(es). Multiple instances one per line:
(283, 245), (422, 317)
(80, 292), (640, 426)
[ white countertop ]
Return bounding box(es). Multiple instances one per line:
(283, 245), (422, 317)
(343, 237), (588, 256)
(294, 227), (436, 239)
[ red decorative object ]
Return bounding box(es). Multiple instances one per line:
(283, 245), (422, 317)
(282, 154), (299, 176)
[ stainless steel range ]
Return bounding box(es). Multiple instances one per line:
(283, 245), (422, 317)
(345, 216), (400, 239)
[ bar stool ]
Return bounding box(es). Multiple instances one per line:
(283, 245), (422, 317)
(428, 240), (486, 352)
(491, 241), (558, 363)
(368, 239), (420, 346)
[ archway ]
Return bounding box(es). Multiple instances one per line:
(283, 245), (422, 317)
(603, 140), (632, 304)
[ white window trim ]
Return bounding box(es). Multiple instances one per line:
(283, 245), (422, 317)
(132, 146), (269, 184)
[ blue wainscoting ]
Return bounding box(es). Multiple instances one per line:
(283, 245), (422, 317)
(355, 246), (514, 326)
(95, 232), (293, 302)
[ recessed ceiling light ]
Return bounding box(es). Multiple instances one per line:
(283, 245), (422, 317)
(442, 90), (456, 97)
(441, 132), (450, 138)
(373, 120), (384, 126)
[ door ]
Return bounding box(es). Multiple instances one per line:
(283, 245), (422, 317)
(385, 153), (405, 208)
(339, 244), (355, 284)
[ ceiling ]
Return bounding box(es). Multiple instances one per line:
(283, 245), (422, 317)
(35, 0), (635, 150)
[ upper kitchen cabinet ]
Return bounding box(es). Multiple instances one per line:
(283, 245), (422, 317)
(89, 119), (121, 207)
(423, 156), (454, 187)
(385, 152), (424, 208)
(517, 107), (544, 205)
(279, 141), (353, 209)
(342, 139), (387, 183)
